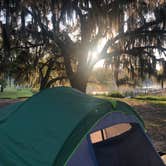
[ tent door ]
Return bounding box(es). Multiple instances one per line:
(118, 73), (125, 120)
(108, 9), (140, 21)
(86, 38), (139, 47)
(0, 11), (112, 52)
(89, 123), (165, 166)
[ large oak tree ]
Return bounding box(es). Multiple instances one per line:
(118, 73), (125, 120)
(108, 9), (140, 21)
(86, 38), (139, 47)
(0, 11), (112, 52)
(0, 0), (166, 92)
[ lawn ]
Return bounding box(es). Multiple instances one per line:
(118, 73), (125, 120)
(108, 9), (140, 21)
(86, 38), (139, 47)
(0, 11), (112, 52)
(0, 88), (34, 99)
(96, 94), (166, 107)
(135, 95), (166, 101)
(133, 95), (166, 107)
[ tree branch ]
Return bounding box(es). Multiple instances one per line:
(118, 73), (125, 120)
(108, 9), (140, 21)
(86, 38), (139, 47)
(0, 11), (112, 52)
(46, 76), (67, 88)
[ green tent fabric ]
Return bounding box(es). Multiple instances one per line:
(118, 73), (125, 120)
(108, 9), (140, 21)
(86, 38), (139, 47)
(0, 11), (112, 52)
(0, 87), (143, 166)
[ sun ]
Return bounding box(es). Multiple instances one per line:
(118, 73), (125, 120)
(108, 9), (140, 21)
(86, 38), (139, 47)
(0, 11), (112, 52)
(93, 59), (105, 69)
(88, 38), (107, 68)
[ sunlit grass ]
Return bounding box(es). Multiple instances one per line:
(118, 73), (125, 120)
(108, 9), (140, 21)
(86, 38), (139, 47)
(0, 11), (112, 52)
(145, 100), (166, 107)
(133, 95), (166, 107)
(135, 95), (166, 101)
(0, 88), (34, 99)
(96, 94), (166, 107)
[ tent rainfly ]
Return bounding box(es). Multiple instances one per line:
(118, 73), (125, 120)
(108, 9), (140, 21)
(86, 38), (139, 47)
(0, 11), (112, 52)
(0, 87), (164, 166)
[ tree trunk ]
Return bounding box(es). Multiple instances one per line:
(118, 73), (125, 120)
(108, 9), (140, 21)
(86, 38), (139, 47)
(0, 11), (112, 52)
(70, 78), (87, 93)
(114, 56), (120, 87)
(0, 86), (4, 92)
(161, 79), (164, 89)
(62, 50), (90, 93)
(40, 79), (48, 91)
(70, 71), (89, 93)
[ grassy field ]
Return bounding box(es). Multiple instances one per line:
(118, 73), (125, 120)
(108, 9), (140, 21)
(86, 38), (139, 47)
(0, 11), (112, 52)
(133, 95), (166, 106)
(135, 95), (166, 101)
(97, 94), (166, 107)
(0, 88), (34, 99)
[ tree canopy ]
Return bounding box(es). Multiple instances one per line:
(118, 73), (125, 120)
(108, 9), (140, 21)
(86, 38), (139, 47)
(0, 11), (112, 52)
(0, 0), (166, 92)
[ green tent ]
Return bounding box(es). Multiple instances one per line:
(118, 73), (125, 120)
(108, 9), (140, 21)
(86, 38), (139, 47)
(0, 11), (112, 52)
(0, 87), (164, 166)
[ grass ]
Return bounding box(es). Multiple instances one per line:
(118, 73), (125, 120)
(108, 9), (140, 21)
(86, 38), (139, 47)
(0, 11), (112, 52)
(96, 95), (166, 107)
(145, 100), (166, 107)
(134, 95), (166, 101)
(0, 88), (34, 99)
(98, 95), (166, 106)
(133, 95), (166, 107)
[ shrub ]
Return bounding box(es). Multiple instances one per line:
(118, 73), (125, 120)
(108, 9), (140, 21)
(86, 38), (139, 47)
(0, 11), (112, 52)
(124, 91), (135, 97)
(108, 91), (124, 98)
(0, 79), (7, 92)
